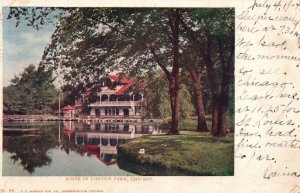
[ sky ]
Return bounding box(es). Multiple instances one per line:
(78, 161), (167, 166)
(3, 7), (57, 87)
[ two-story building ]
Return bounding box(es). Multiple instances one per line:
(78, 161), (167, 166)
(75, 74), (144, 119)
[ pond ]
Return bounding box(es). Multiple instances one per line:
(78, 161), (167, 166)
(2, 121), (162, 176)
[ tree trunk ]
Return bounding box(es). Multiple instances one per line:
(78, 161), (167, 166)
(216, 82), (229, 137)
(168, 77), (180, 135)
(167, 9), (180, 135)
(211, 95), (219, 135)
(202, 54), (220, 135)
(215, 80), (230, 136)
(214, 38), (232, 137)
(217, 106), (228, 136)
(195, 89), (208, 132)
(188, 67), (208, 132)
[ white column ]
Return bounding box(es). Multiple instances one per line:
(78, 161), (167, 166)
(90, 108), (96, 116)
(58, 121), (61, 144)
(129, 107), (135, 116)
(100, 108), (105, 115)
(119, 108), (124, 116)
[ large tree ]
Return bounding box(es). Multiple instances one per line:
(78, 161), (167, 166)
(180, 45), (209, 132)
(180, 9), (235, 136)
(142, 71), (195, 120)
(3, 64), (58, 115)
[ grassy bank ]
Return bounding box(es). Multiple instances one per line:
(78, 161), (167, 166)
(159, 115), (234, 133)
(117, 131), (234, 176)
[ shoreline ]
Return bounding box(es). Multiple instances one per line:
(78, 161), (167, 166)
(117, 131), (234, 176)
(3, 115), (162, 123)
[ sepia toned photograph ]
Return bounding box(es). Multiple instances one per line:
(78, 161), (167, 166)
(2, 7), (234, 176)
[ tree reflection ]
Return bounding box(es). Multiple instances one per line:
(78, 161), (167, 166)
(60, 121), (85, 156)
(60, 134), (81, 155)
(4, 124), (59, 174)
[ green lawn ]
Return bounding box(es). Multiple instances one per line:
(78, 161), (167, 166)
(158, 116), (215, 132)
(117, 131), (234, 176)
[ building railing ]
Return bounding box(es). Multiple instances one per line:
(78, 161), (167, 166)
(3, 115), (59, 121)
(89, 101), (141, 107)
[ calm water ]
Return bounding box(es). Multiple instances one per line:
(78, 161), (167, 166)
(3, 121), (161, 176)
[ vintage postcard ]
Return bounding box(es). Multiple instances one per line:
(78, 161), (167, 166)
(1, 0), (300, 193)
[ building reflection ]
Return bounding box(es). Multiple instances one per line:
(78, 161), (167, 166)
(61, 121), (161, 166)
(2, 121), (161, 174)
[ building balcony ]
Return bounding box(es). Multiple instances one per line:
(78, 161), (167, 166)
(88, 100), (142, 107)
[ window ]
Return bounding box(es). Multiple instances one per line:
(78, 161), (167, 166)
(96, 123), (101, 130)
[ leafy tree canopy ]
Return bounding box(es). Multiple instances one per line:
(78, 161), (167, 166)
(3, 64), (58, 115)
(142, 71), (195, 120)
(7, 8), (234, 94)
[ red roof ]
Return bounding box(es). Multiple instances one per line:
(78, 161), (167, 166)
(108, 74), (131, 84)
(77, 144), (100, 155)
(83, 74), (144, 96)
(63, 129), (75, 136)
(109, 74), (145, 95)
(63, 105), (75, 110)
(87, 144), (100, 150)
(75, 144), (116, 166)
(116, 80), (135, 95)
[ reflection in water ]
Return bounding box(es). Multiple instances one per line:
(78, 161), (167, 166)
(3, 121), (161, 176)
(65, 121), (161, 166)
(3, 125), (58, 173)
